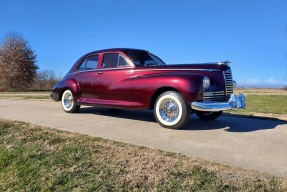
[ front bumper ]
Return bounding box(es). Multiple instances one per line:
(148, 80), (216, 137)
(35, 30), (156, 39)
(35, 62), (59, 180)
(191, 94), (246, 112)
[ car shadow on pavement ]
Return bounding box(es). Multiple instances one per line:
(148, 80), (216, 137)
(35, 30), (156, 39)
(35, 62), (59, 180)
(184, 115), (286, 132)
(79, 107), (157, 123)
(79, 107), (286, 133)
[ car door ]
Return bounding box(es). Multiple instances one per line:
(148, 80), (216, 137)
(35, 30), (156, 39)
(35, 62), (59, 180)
(94, 52), (134, 106)
(73, 54), (98, 98)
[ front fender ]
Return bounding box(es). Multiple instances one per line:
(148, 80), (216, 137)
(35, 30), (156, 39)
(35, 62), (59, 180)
(152, 73), (205, 105)
(131, 72), (205, 108)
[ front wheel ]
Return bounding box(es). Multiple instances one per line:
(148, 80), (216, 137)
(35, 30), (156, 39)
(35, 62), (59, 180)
(154, 91), (190, 129)
(195, 111), (222, 120)
(61, 90), (80, 113)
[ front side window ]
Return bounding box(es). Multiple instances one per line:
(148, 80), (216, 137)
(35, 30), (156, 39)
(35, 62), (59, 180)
(128, 52), (165, 66)
(77, 55), (98, 71)
(102, 53), (129, 68)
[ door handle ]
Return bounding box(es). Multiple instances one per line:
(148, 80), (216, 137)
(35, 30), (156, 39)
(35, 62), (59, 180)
(98, 72), (103, 74)
(73, 73), (78, 76)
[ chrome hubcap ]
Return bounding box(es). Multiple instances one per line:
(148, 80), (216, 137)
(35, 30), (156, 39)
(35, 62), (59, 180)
(159, 99), (179, 122)
(64, 93), (73, 109)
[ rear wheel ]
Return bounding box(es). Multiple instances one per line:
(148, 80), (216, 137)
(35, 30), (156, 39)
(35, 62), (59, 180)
(195, 111), (222, 120)
(61, 90), (80, 113)
(154, 91), (190, 129)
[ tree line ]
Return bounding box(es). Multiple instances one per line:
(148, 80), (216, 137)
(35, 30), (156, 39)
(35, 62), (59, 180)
(0, 33), (61, 92)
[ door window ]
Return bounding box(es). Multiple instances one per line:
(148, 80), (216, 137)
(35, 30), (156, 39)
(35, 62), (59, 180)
(102, 53), (129, 68)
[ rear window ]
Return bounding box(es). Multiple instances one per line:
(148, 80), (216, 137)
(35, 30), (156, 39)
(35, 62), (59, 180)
(77, 55), (98, 71)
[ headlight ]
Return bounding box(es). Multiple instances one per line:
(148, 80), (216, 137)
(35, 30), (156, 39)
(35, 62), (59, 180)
(203, 76), (210, 89)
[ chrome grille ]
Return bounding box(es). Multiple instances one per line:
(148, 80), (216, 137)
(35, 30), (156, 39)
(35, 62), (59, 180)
(203, 69), (234, 102)
(224, 69), (234, 99)
(203, 91), (225, 101)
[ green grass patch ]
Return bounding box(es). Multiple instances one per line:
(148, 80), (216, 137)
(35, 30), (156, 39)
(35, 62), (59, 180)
(228, 95), (287, 115)
(0, 119), (286, 191)
(0, 95), (50, 100)
(23, 95), (51, 100)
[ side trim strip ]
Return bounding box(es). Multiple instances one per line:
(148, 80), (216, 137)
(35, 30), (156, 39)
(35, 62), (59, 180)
(70, 67), (135, 75)
(68, 68), (221, 76)
(135, 68), (221, 72)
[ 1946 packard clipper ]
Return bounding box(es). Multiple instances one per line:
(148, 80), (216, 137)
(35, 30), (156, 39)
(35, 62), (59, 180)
(51, 48), (246, 129)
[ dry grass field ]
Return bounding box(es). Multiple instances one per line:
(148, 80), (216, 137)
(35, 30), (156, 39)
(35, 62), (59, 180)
(234, 88), (287, 95)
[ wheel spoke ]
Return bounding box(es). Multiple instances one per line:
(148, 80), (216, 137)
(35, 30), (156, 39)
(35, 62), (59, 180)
(159, 98), (180, 123)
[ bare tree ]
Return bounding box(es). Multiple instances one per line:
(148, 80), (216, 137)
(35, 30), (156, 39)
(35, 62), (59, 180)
(0, 33), (38, 91)
(33, 70), (61, 91)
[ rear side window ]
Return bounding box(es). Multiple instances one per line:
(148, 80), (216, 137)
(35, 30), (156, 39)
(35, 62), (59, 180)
(102, 53), (129, 68)
(78, 55), (98, 71)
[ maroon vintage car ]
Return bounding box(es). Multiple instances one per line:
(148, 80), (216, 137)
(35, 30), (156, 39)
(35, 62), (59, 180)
(51, 48), (246, 129)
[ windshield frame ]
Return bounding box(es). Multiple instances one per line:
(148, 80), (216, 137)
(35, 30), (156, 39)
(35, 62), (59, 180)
(149, 53), (166, 66)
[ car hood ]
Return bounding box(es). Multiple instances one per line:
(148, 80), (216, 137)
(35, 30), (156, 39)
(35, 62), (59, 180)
(137, 62), (231, 72)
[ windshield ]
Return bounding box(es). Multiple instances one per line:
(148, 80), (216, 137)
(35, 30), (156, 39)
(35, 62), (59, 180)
(128, 52), (165, 67)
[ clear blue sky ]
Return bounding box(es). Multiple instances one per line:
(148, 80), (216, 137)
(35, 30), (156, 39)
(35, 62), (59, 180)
(1, 0), (286, 87)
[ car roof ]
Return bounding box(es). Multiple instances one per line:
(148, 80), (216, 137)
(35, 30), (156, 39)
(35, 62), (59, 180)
(86, 48), (148, 55)
(68, 48), (150, 74)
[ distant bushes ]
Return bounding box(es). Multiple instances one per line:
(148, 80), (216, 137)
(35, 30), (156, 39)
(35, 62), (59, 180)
(32, 70), (62, 91)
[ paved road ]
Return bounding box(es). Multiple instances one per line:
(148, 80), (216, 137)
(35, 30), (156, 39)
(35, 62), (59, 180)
(0, 99), (286, 177)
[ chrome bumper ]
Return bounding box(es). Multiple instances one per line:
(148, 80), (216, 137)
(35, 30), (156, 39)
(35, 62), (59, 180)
(191, 94), (246, 112)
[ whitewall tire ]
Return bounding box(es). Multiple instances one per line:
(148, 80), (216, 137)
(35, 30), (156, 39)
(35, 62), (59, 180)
(154, 91), (190, 129)
(61, 90), (80, 113)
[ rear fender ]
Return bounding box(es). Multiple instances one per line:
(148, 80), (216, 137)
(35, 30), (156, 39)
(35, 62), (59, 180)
(52, 79), (80, 101)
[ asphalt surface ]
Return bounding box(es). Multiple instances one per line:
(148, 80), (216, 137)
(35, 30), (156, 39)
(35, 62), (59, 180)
(0, 99), (286, 177)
